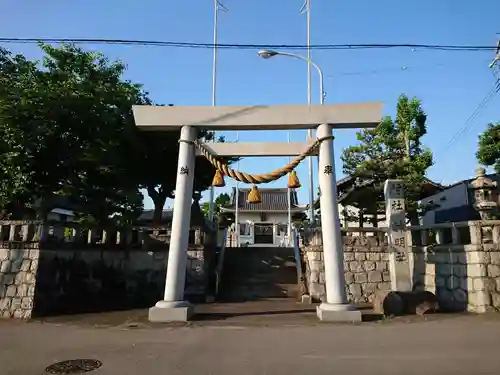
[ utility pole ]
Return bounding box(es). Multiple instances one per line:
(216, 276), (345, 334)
(489, 38), (500, 70)
(300, 0), (315, 226)
(208, 0), (228, 221)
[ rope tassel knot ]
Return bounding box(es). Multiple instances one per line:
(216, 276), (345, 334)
(247, 185), (262, 204)
(287, 170), (301, 189)
(212, 170), (225, 187)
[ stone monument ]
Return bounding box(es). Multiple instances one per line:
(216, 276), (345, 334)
(383, 179), (412, 292)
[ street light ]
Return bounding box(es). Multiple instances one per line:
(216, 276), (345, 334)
(258, 50), (354, 318)
(258, 49), (325, 224)
(258, 50), (325, 105)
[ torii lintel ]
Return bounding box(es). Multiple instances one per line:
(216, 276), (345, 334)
(132, 102), (384, 131)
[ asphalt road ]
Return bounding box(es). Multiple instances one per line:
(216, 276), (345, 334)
(1, 311), (500, 375)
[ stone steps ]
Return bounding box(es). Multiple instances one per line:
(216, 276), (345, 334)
(218, 247), (299, 302)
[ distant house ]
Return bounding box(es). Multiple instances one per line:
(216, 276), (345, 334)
(42, 196), (80, 222)
(136, 209), (174, 226)
(420, 174), (498, 225)
(136, 201), (213, 230)
(219, 187), (307, 246)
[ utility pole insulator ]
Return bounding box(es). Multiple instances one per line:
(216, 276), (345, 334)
(489, 39), (500, 69)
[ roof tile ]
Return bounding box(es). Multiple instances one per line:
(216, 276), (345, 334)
(224, 188), (303, 212)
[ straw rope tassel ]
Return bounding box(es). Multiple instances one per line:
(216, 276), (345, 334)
(247, 185), (262, 204)
(212, 169), (225, 187)
(287, 170), (301, 189)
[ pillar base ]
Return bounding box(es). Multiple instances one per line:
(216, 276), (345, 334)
(316, 303), (362, 322)
(148, 300), (194, 323)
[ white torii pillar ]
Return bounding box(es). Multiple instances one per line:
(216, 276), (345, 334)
(149, 125), (197, 322)
(133, 102), (383, 322)
(316, 123), (361, 322)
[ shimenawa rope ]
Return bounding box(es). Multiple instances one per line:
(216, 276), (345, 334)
(194, 136), (334, 185)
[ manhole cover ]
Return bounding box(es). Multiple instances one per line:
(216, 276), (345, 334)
(45, 359), (102, 374)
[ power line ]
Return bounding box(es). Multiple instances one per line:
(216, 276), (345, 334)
(444, 79), (500, 150)
(328, 62), (448, 78)
(0, 37), (497, 51)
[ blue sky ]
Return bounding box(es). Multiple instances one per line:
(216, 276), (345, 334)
(3, 0), (499, 210)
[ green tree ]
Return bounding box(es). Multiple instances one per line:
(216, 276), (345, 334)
(341, 94), (433, 221)
(0, 48), (39, 218)
(201, 192), (231, 218)
(477, 122), (500, 172)
(0, 44), (235, 224)
(0, 44), (147, 222)
(136, 130), (232, 224)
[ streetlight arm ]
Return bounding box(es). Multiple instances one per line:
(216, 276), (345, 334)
(270, 52), (325, 105)
(258, 48), (326, 226)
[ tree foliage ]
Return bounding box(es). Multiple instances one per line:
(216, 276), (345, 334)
(476, 122), (500, 172)
(136, 129), (231, 224)
(0, 44), (226, 224)
(201, 192), (231, 218)
(0, 43), (148, 222)
(341, 94), (433, 219)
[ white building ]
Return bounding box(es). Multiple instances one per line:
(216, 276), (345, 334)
(419, 174), (499, 225)
(220, 187), (307, 247)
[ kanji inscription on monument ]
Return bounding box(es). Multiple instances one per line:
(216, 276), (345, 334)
(179, 166), (189, 175)
(384, 179), (412, 291)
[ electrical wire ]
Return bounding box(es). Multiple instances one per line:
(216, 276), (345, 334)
(444, 79), (500, 150)
(0, 37), (497, 52)
(328, 63), (447, 77)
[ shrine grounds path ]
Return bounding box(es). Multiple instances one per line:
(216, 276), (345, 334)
(1, 302), (500, 375)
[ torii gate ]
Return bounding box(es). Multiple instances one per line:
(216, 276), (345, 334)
(133, 102), (383, 322)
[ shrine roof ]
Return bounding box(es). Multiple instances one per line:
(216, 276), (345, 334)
(312, 175), (445, 210)
(221, 187), (306, 213)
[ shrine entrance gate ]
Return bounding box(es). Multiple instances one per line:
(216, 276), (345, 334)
(132, 102), (383, 322)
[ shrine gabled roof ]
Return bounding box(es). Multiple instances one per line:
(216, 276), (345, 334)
(312, 175), (445, 210)
(221, 187), (306, 213)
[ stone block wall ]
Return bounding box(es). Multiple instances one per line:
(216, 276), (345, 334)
(302, 222), (500, 313)
(411, 245), (500, 313)
(0, 221), (216, 319)
(186, 248), (214, 300)
(0, 245), (212, 318)
(302, 235), (391, 304)
(33, 247), (168, 316)
(0, 246), (39, 318)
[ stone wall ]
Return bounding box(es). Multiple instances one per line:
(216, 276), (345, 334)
(0, 246), (38, 318)
(301, 222), (500, 313)
(0, 221), (216, 319)
(409, 224), (500, 313)
(302, 235), (391, 304)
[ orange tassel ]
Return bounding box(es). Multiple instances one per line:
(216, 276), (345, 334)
(212, 170), (225, 187)
(287, 170), (301, 189)
(247, 185), (262, 204)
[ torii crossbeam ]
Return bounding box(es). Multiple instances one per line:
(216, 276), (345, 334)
(133, 102), (383, 131)
(134, 103), (384, 323)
